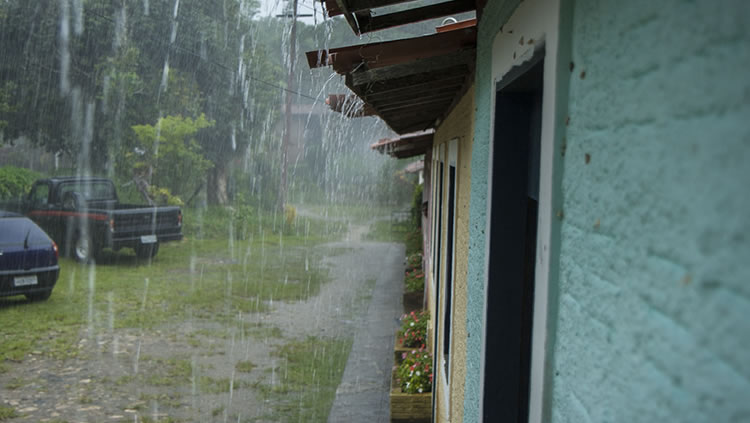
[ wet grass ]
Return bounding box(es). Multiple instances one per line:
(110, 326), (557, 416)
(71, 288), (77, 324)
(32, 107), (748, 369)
(301, 203), (391, 224)
(0, 218), (338, 362)
(254, 336), (353, 422)
(0, 405), (19, 420)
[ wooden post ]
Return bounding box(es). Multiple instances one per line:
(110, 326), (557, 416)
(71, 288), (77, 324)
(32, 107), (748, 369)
(278, 0), (298, 212)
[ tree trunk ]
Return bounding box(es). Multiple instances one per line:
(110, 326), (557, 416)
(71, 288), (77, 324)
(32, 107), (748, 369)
(208, 162), (229, 205)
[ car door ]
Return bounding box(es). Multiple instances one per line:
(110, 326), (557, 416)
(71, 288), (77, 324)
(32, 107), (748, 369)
(26, 182), (56, 239)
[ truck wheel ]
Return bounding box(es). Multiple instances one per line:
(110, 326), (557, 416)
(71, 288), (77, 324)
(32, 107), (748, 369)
(73, 232), (95, 263)
(136, 242), (159, 260)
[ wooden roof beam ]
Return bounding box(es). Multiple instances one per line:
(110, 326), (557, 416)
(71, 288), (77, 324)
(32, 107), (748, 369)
(350, 49), (474, 86)
(373, 91), (458, 108)
(361, 75), (467, 98)
(376, 97), (455, 113)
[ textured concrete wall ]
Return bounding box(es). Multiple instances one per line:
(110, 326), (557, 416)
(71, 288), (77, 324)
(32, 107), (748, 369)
(464, 0), (750, 422)
(431, 85), (475, 423)
(462, 1), (521, 421)
(550, 1), (750, 422)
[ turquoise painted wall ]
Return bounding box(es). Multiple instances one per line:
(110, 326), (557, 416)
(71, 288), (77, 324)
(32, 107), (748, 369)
(464, 0), (750, 422)
(462, 0), (521, 421)
(551, 1), (750, 421)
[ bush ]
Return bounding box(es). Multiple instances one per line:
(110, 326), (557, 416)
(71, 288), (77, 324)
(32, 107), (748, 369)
(404, 269), (425, 293)
(0, 166), (40, 200)
(411, 183), (423, 228)
(397, 310), (428, 349)
(406, 252), (422, 271)
(396, 348), (432, 394)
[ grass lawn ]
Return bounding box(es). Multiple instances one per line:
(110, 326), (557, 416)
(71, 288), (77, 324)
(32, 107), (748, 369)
(0, 236), (331, 363)
(0, 206), (363, 422)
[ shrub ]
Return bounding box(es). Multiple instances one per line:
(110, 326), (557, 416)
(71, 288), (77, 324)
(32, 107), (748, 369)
(0, 166), (40, 200)
(406, 252), (422, 271)
(411, 183), (423, 228)
(405, 269), (424, 293)
(397, 310), (428, 349)
(396, 348), (432, 394)
(284, 205), (296, 227)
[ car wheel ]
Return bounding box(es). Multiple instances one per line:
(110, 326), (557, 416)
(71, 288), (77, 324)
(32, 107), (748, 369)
(73, 232), (95, 263)
(135, 242), (159, 260)
(25, 290), (52, 301)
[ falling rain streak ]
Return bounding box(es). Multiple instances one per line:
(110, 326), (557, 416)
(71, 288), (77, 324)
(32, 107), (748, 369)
(0, 0), (431, 421)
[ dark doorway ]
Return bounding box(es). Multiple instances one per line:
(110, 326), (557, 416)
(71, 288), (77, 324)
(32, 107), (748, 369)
(482, 50), (544, 423)
(431, 160), (444, 422)
(443, 164), (456, 379)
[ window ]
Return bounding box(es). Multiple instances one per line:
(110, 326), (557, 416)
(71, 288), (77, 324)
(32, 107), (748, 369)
(30, 183), (50, 206)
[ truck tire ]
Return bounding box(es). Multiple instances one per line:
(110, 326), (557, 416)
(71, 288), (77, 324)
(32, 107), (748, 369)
(73, 232), (95, 263)
(135, 242), (159, 260)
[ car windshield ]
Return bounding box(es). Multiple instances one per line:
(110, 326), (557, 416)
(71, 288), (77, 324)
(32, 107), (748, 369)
(58, 181), (116, 201)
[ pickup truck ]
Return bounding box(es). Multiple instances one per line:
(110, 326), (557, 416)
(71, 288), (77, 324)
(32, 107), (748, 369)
(16, 177), (182, 262)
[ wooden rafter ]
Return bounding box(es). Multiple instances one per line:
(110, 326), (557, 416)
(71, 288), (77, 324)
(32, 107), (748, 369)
(350, 49), (475, 87)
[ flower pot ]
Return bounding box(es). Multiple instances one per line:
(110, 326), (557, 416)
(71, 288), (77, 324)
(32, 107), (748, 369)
(403, 291), (423, 313)
(390, 368), (431, 423)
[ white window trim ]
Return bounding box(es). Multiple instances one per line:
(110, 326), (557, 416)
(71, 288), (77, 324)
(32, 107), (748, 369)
(430, 144), (445, 293)
(478, 0), (562, 422)
(438, 138), (459, 419)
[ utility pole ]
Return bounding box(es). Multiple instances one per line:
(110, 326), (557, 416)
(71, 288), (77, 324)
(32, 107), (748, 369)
(278, 0), (300, 212)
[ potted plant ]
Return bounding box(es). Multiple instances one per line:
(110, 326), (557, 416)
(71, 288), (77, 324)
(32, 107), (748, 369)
(403, 253), (424, 312)
(390, 348), (432, 423)
(395, 310), (428, 361)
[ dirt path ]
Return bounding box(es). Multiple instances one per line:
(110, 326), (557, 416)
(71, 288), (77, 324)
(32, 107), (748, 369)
(0, 213), (404, 422)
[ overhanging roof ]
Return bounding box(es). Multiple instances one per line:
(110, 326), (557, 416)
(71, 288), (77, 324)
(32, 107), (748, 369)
(322, 0), (475, 35)
(371, 129), (434, 158)
(404, 159), (425, 173)
(325, 94), (376, 117)
(307, 21), (476, 134)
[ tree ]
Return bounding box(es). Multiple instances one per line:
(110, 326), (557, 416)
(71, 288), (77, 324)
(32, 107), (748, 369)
(129, 114), (214, 203)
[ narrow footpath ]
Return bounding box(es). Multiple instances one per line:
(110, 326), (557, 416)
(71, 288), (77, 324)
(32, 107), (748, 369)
(327, 233), (404, 422)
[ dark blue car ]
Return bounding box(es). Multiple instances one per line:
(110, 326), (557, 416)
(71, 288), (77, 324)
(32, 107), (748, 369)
(0, 210), (60, 301)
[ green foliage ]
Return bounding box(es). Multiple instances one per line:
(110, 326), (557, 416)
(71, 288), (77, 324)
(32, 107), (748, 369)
(0, 404), (19, 420)
(411, 183), (424, 228)
(235, 360), (256, 373)
(396, 348), (432, 394)
(284, 205), (297, 228)
(406, 252), (423, 270)
(129, 114), (214, 200)
(405, 268), (425, 293)
(147, 185), (184, 206)
(0, 81), (15, 133)
(397, 310), (428, 349)
(0, 166), (40, 200)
